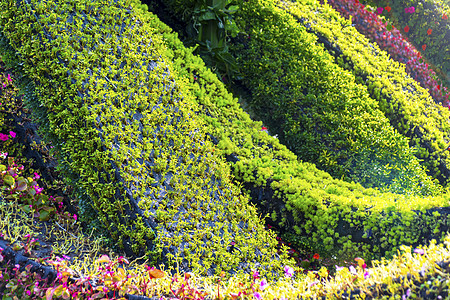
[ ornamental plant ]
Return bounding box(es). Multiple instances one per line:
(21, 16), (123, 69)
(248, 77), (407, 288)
(326, 0), (450, 106)
(357, 0), (450, 84)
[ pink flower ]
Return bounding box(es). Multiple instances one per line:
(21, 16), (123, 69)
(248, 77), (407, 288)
(7, 74), (11, 82)
(9, 131), (16, 138)
(364, 271), (370, 279)
(376, 7), (383, 14)
(33, 172), (40, 180)
(253, 292), (262, 300)
(253, 269), (259, 279)
(73, 214), (77, 221)
(0, 134), (9, 141)
(335, 265), (345, 272)
(414, 248), (425, 255)
(284, 265), (294, 278)
(260, 279), (268, 290)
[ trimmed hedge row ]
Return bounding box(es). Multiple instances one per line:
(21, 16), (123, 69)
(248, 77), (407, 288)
(145, 0), (450, 263)
(231, 0), (443, 196)
(360, 0), (450, 84)
(0, 0), (293, 278)
(282, 0), (450, 187)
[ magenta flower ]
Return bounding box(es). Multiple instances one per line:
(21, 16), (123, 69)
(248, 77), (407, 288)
(0, 134), (9, 141)
(7, 74), (11, 82)
(34, 185), (43, 194)
(9, 131), (16, 138)
(376, 7), (383, 14)
(253, 269), (259, 279)
(73, 214), (77, 221)
(253, 292), (262, 300)
(33, 172), (40, 180)
(364, 271), (370, 279)
(284, 265), (294, 277)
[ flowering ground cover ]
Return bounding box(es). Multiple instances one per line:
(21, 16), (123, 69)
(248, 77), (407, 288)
(325, 0), (450, 107)
(358, 0), (450, 85)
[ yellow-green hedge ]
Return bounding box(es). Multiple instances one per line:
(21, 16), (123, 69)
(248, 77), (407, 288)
(0, 0), (294, 279)
(142, 1), (450, 263)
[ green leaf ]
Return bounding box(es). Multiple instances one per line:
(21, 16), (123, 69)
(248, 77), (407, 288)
(3, 175), (15, 187)
(198, 11), (216, 22)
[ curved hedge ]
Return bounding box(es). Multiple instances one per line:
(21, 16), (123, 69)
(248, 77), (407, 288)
(282, 0), (450, 187)
(141, 0), (450, 264)
(0, 0), (293, 278)
(230, 0), (443, 196)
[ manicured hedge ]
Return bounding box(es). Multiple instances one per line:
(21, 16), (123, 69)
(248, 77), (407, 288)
(162, 0), (441, 196)
(282, 0), (450, 187)
(0, 0), (294, 278)
(145, 0), (450, 263)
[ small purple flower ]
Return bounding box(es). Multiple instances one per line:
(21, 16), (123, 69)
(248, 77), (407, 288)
(253, 292), (262, 300)
(9, 131), (16, 138)
(7, 74), (11, 82)
(364, 271), (370, 279)
(33, 172), (40, 180)
(414, 248), (425, 255)
(349, 265), (357, 275)
(284, 265), (294, 278)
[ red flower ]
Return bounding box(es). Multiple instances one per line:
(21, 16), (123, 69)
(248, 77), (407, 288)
(437, 85), (441, 90)
(385, 6), (391, 12)
(443, 14), (448, 20)
(422, 44), (427, 51)
(313, 253), (320, 260)
(404, 26), (410, 33)
(427, 28), (432, 35)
